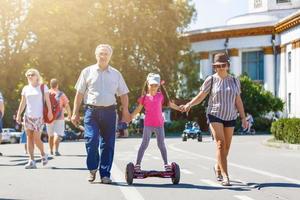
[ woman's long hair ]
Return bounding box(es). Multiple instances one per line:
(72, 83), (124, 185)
(140, 80), (170, 107)
(25, 68), (43, 84)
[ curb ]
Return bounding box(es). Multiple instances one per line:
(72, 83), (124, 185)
(262, 137), (300, 150)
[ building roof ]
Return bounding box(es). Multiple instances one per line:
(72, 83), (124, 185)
(227, 8), (300, 26)
(184, 9), (300, 42)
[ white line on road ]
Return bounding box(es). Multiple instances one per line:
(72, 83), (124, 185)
(200, 179), (221, 187)
(181, 169), (194, 175)
(152, 156), (160, 160)
(168, 143), (300, 184)
(234, 195), (256, 200)
(112, 164), (145, 200)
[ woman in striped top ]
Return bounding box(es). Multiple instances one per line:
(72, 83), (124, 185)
(180, 53), (248, 186)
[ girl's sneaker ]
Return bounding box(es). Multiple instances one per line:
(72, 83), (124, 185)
(134, 164), (141, 172)
(41, 154), (48, 166)
(25, 160), (37, 169)
(164, 164), (172, 172)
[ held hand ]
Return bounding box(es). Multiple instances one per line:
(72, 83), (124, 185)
(71, 113), (80, 127)
(122, 110), (131, 123)
(179, 105), (186, 112)
(181, 103), (192, 113)
(48, 111), (53, 121)
(242, 118), (248, 130)
(16, 115), (22, 124)
(67, 115), (72, 122)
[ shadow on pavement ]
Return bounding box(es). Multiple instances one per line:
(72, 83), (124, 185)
(249, 182), (300, 190)
(60, 154), (86, 157)
(109, 182), (252, 191)
(2, 155), (28, 158)
(0, 156), (53, 166)
(51, 167), (87, 171)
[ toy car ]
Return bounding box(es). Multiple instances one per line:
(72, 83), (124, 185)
(182, 121), (202, 142)
(125, 162), (180, 185)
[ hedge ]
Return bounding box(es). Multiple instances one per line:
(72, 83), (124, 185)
(271, 118), (300, 144)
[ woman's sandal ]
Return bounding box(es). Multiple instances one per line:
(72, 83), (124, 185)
(213, 166), (223, 182)
(221, 176), (231, 186)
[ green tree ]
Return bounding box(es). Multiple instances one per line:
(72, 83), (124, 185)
(0, 0), (34, 125)
(0, 0), (196, 126)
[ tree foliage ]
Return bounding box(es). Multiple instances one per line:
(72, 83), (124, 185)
(0, 0), (196, 126)
(239, 75), (284, 118)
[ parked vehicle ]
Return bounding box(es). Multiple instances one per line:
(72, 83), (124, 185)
(182, 121), (202, 142)
(62, 122), (84, 141)
(1, 128), (23, 144)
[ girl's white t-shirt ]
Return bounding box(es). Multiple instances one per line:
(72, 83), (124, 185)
(21, 84), (49, 118)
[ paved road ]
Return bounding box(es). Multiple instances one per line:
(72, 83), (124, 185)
(0, 135), (299, 200)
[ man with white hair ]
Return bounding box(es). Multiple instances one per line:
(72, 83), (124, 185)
(72, 44), (130, 184)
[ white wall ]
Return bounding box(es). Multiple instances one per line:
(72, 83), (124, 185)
(280, 25), (300, 44)
(191, 35), (277, 52)
(249, 0), (300, 13)
(268, 0), (300, 10)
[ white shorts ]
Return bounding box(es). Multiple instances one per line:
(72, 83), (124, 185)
(46, 120), (65, 137)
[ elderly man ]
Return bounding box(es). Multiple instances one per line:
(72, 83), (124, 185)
(72, 44), (130, 184)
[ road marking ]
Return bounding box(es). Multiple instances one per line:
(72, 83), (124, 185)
(198, 165), (210, 170)
(152, 156), (160, 160)
(111, 163), (145, 200)
(181, 169), (194, 175)
(200, 179), (220, 187)
(168, 143), (300, 184)
(234, 195), (255, 200)
(233, 178), (259, 188)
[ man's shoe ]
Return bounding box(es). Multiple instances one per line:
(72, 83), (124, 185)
(54, 151), (61, 156)
(87, 170), (97, 182)
(101, 176), (112, 184)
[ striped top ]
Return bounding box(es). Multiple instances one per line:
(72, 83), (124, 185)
(200, 74), (241, 121)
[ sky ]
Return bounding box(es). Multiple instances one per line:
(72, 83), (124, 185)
(187, 0), (249, 31)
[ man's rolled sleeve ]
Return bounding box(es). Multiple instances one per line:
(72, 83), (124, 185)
(75, 70), (87, 95)
(116, 73), (129, 96)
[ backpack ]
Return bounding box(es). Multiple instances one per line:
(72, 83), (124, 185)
(41, 84), (63, 123)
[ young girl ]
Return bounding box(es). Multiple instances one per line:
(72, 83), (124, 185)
(16, 68), (53, 169)
(131, 73), (180, 172)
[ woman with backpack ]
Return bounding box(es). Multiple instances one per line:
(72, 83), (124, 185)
(180, 53), (248, 186)
(16, 68), (53, 169)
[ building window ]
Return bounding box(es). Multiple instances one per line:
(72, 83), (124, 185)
(288, 93), (291, 114)
(288, 52), (291, 73)
(242, 51), (264, 81)
(254, 0), (262, 8)
(277, 0), (291, 3)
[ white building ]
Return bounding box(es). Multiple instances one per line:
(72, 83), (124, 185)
(184, 0), (300, 118)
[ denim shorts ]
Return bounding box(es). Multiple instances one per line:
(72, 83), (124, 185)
(207, 114), (236, 127)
